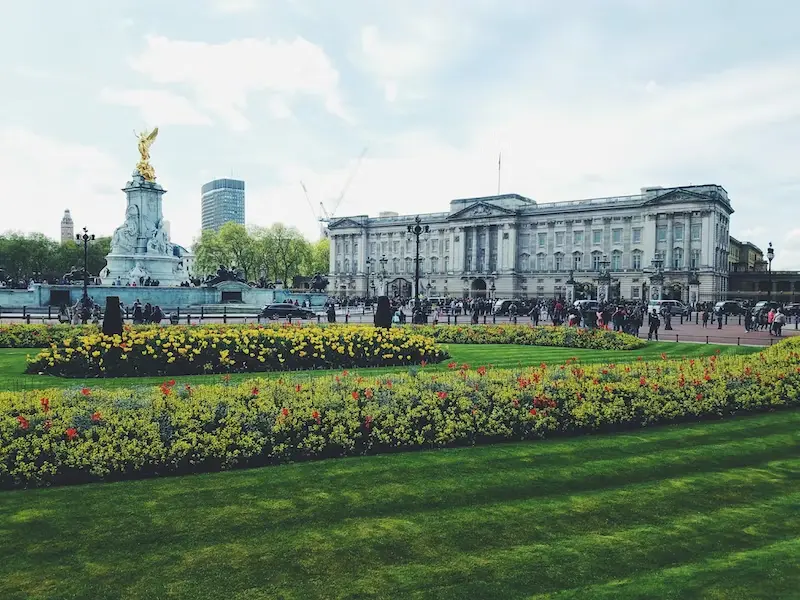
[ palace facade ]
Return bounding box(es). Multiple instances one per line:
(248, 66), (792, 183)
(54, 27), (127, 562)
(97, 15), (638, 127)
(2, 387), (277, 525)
(327, 185), (733, 303)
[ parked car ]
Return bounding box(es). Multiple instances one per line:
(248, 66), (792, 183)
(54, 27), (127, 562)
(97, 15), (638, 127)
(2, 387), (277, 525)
(648, 300), (690, 317)
(781, 302), (800, 316)
(713, 301), (745, 316)
(750, 301), (781, 316)
(260, 303), (316, 320)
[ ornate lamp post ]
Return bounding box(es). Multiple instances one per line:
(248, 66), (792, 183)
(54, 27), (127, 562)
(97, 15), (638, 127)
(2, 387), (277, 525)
(490, 279), (496, 302)
(597, 255), (611, 303)
(378, 254), (388, 296)
(365, 257), (374, 302)
(407, 216), (429, 322)
(649, 256), (665, 301)
(76, 227), (95, 307)
(767, 242), (775, 301)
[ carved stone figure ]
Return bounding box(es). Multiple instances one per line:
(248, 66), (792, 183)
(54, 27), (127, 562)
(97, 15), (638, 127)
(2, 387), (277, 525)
(147, 224), (171, 255)
(310, 273), (329, 292)
(111, 205), (139, 254)
(134, 127), (159, 181)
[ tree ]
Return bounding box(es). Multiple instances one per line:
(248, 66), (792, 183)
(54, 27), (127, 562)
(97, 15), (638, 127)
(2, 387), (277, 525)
(305, 238), (330, 275)
(0, 232), (111, 283)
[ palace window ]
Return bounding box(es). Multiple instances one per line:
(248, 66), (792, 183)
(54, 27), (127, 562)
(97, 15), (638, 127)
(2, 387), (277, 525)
(520, 254), (529, 271)
(611, 251), (622, 270)
(657, 226), (667, 242)
(631, 286), (640, 299)
(592, 230), (602, 245)
(573, 252), (583, 270)
(691, 249), (701, 269)
(555, 231), (565, 246)
(632, 228), (642, 244)
(393, 258), (400, 274)
(537, 254), (546, 271)
(538, 233), (547, 248)
(673, 248), (684, 270)
(554, 253), (563, 271)
(430, 257), (439, 273)
(591, 252), (602, 271)
(343, 259), (350, 273)
(674, 224), (684, 242)
(444, 256), (450, 272)
(691, 223), (702, 241)
(612, 229), (622, 244)
(573, 231), (584, 245)
(632, 251), (642, 270)
(405, 257), (413, 273)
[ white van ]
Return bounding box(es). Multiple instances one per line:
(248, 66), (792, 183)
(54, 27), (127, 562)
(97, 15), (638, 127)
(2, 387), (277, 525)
(648, 300), (690, 316)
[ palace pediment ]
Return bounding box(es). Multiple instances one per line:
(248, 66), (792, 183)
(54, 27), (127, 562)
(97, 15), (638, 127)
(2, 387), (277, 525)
(448, 202), (516, 221)
(327, 217), (364, 230)
(643, 189), (710, 207)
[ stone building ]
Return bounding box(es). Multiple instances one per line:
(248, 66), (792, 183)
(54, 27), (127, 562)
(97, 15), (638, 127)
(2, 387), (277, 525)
(60, 209), (74, 244)
(728, 237), (764, 272)
(327, 184), (733, 303)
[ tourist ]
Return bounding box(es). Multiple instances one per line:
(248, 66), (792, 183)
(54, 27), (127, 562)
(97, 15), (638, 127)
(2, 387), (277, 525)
(151, 305), (165, 324)
(326, 304), (336, 323)
(103, 296), (123, 335)
(773, 309), (786, 336)
(768, 308), (776, 335)
(57, 303), (69, 324)
(374, 296), (393, 329)
(647, 309), (660, 341)
(744, 310), (753, 332)
(701, 309), (709, 327)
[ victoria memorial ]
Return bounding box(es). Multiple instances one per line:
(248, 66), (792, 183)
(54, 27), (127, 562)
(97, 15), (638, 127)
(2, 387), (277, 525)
(327, 184), (732, 304)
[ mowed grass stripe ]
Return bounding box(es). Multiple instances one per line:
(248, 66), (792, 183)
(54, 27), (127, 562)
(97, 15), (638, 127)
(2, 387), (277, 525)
(0, 341), (760, 391)
(535, 538), (800, 600)
(0, 411), (797, 600)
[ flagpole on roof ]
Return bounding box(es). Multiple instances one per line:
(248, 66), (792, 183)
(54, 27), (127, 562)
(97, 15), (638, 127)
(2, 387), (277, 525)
(497, 151), (502, 196)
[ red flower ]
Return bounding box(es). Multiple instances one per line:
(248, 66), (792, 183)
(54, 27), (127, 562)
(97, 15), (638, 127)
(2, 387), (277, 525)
(222, 374), (231, 383)
(637, 356), (643, 361)
(81, 387), (91, 396)
(16, 415), (29, 430)
(420, 360), (428, 368)
(43, 420), (52, 431)
(65, 427), (78, 440)
(696, 393), (703, 400)
(185, 384), (193, 394)
(160, 384), (172, 396)
(40, 397), (50, 413)
(312, 410), (321, 424)
(342, 370), (349, 377)
(167, 379), (176, 387)
(529, 408), (537, 416)
(601, 369), (609, 375)
(592, 379), (599, 385)
(351, 391), (360, 400)
(460, 363), (470, 371)
(604, 385), (612, 393)
(364, 415), (373, 430)
(365, 388), (374, 399)
(447, 361), (457, 369)
(281, 408), (289, 417)
(295, 384), (302, 393)
(91, 411), (102, 423)
(335, 376), (340, 383)
(639, 377), (647, 386)
(251, 387), (259, 397)
(477, 366), (487, 377)
(540, 362), (547, 369)
(512, 399), (519, 407)
(661, 353), (667, 360)
(437, 391), (448, 400)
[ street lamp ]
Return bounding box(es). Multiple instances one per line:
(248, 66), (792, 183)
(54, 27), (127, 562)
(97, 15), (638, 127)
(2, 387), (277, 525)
(767, 242), (775, 301)
(597, 255), (611, 302)
(649, 256), (665, 301)
(365, 257), (374, 301)
(407, 216), (429, 322)
(76, 227), (95, 309)
(378, 254), (388, 296)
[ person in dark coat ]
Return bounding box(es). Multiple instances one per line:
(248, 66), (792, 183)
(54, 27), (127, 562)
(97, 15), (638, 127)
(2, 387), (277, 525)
(374, 296), (393, 329)
(102, 296), (124, 336)
(326, 304), (336, 323)
(647, 309), (660, 341)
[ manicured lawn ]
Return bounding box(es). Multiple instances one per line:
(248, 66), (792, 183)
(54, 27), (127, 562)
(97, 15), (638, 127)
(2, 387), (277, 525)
(0, 410), (797, 599)
(0, 342), (760, 391)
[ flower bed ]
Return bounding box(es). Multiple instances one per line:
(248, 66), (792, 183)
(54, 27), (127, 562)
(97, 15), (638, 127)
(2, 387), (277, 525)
(25, 325), (448, 378)
(3, 340), (799, 488)
(2, 323), (644, 351)
(420, 324), (645, 350)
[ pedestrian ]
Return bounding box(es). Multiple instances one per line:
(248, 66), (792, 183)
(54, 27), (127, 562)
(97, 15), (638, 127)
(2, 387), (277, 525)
(774, 310), (786, 336)
(717, 308), (723, 330)
(647, 309), (660, 341)
(701, 310), (709, 328)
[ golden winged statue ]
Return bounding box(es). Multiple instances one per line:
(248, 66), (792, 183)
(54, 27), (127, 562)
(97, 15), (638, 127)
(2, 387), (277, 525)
(133, 127), (159, 181)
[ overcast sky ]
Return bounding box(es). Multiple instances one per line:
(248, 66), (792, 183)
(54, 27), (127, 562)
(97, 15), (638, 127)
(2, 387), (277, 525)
(1, 0), (799, 267)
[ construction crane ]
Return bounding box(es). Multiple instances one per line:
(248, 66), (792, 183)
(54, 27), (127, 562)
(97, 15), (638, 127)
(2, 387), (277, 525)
(320, 146), (368, 225)
(301, 147), (368, 238)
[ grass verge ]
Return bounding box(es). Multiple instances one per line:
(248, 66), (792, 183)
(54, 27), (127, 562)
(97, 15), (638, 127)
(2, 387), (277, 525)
(0, 410), (797, 599)
(1, 342), (760, 391)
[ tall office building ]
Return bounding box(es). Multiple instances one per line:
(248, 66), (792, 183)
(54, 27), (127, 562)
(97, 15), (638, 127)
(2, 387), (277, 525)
(201, 178), (245, 232)
(60, 209), (74, 243)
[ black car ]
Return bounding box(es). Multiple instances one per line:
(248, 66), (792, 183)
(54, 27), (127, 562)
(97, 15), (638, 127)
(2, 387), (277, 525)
(782, 303), (800, 316)
(260, 303), (316, 320)
(713, 301), (745, 316)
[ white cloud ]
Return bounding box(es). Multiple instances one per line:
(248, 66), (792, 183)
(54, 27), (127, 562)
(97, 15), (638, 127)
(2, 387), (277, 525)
(129, 35), (347, 131)
(100, 88), (213, 127)
(0, 128), (126, 240)
(246, 58), (800, 255)
(209, 0), (258, 13)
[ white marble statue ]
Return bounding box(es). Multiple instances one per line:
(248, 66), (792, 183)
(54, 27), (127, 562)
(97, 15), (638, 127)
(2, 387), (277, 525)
(128, 262), (149, 283)
(147, 225), (171, 255)
(111, 205), (139, 254)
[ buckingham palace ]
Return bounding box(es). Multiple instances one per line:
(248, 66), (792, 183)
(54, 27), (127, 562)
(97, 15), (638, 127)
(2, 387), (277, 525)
(327, 184), (732, 304)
